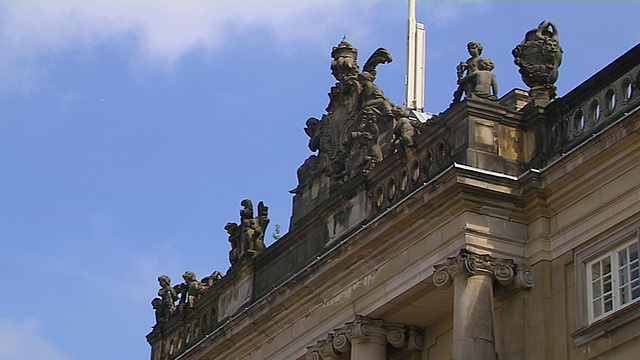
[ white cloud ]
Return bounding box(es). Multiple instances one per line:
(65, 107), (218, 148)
(0, 1), (377, 91)
(0, 318), (68, 360)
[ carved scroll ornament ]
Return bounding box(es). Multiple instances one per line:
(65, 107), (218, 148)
(433, 249), (533, 289)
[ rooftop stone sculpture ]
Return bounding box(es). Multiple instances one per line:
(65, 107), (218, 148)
(292, 39), (421, 194)
(151, 275), (178, 323)
(226, 199), (270, 266)
(452, 41), (499, 104)
(512, 20), (563, 101)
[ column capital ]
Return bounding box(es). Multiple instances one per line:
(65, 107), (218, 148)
(386, 324), (425, 360)
(332, 327), (351, 354)
(318, 333), (340, 359)
(306, 344), (322, 360)
(433, 249), (533, 290)
(346, 315), (388, 346)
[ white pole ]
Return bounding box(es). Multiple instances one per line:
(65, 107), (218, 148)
(405, 0), (426, 111)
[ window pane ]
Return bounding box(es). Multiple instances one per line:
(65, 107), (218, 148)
(592, 262), (601, 278)
(604, 294), (613, 312)
(621, 268), (629, 284)
(593, 298), (603, 317)
(633, 286), (640, 300)
(620, 248), (629, 266)
(621, 286), (629, 304)
(603, 257), (611, 274)
(630, 242), (639, 262)
(604, 278), (612, 293)
(592, 280), (602, 298)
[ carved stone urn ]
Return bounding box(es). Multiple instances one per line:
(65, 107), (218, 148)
(512, 20), (563, 101)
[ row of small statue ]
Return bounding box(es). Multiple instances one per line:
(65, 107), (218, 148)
(152, 271), (222, 324)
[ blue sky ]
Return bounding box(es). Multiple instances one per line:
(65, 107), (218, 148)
(1, 2), (639, 359)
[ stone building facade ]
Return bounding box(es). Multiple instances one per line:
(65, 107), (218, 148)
(146, 21), (640, 360)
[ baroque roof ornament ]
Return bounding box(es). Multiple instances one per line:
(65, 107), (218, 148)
(512, 20), (563, 101)
(292, 39), (422, 195)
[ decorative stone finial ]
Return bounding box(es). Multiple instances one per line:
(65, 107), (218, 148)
(512, 20), (563, 101)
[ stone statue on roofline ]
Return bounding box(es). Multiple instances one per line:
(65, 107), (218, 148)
(226, 199), (270, 266)
(152, 274), (179, 323)
(177, 271), (205, 309)
(451, 41), (499, 105)
(512, 20), (563, 101)
(225, 221), (241, 265)
(391, 106), (421, 152)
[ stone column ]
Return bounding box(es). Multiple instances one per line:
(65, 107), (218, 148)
(433, 249), (532, 360)
(346, 316), (388, 360)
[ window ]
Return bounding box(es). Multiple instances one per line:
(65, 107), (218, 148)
(586, 239), (640, 322)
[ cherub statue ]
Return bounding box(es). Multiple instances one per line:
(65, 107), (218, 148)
(350, 108), (383, 174)
(359, 71), (394, 122)
(180, 271), (205, 309)
(225, 222), (240, 265)
(304, 117), (322, 152)
(471, 57), (498, 100)
(452, 41), (498, 103)
(153, 274), (178, 323)
(391, 106), (418, 151)
(201, 271), (223, 287)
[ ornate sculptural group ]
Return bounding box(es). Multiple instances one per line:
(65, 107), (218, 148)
(292, 39), (422, 194)
(226, 199), (270, 265)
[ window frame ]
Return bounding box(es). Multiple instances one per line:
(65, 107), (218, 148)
(573, 226), (640, 346)
(585, 238), (640, 322)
